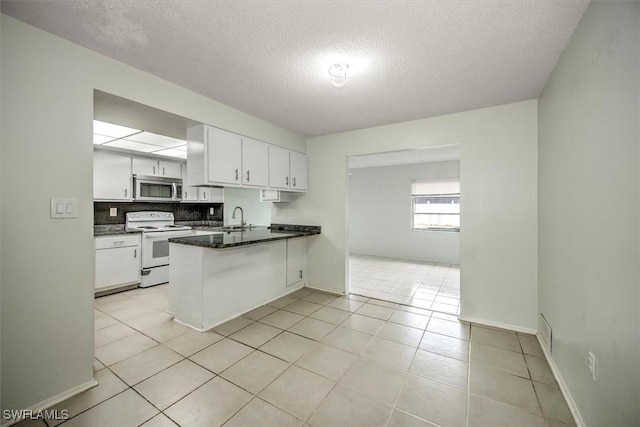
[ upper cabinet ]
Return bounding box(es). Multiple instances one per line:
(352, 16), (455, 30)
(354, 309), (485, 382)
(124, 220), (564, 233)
(289, 151), (308, 192)
(241, 137), (268, 187)
(132, 157), (181, 179)
(269, 145), (308, 192)
(269, 145), (290, 190)
(206, 126), (242, 185)
(188, 124), (298, 191)
(94, 151), (132, 201)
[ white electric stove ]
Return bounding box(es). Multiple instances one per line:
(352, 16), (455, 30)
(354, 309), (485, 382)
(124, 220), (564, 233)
(126, 211), (192, 287)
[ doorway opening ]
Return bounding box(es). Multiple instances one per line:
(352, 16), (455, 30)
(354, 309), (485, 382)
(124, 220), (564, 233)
(346, 146), (461, 315)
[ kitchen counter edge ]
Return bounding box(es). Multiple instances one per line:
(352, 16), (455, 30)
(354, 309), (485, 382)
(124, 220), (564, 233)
(169, 225), (320, 249)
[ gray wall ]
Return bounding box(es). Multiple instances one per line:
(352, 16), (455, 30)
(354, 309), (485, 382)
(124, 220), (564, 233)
(348, 161), (460, 264)
(281, 100), (539, 332)
(0, 15), (305, 414)
(538, 2), (639, 425)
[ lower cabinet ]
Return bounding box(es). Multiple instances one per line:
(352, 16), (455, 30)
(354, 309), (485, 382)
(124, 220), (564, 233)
(286, 238), (305, 286)
(95, 234), (141, 293)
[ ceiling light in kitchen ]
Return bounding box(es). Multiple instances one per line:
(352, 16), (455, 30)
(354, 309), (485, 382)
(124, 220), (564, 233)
(93, 134), (115, 145)
(329, 63), (349, 89)
(93, 120), (141, 139)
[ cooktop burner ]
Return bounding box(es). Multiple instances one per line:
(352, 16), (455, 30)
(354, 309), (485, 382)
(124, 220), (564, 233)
(125, 211), (192, 233)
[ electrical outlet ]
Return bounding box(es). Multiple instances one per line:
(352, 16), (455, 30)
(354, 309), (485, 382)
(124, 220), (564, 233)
(588, 351), (597, 380)
(209, 207), (215, 215)
(109, 207), (117, 217)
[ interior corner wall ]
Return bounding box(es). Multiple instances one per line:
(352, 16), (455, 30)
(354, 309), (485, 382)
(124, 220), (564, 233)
(538, 2), (640, 426)
(293, 100), (538, 330)
(348, 161), (460, 264)
(0, 15), (305, 414)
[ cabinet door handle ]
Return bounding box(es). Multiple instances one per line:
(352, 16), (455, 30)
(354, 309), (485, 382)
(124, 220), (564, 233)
(113, 240), (125, 246)
(246, 170), (250, 182)
(293, 177), (296, 187)
(153, 166), (156, 175)
(134, 249), (137, 258)
(163, 167), (165, 175)
(185, 191), (188, 199)
(124, 189), (128, 197)
(299, 270), (303, 279)
(235, 168), (239, 181)
(285, 176), (289, 186)
(203, 191), (207, 198)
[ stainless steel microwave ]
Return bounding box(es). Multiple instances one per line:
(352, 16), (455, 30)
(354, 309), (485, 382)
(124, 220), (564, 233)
(133, 174), (182, 202)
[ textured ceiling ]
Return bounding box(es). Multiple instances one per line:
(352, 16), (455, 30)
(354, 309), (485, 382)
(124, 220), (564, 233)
(1, 0), (589, 136)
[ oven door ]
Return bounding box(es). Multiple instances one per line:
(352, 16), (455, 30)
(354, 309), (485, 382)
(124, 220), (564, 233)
(141, 230), (192, 268)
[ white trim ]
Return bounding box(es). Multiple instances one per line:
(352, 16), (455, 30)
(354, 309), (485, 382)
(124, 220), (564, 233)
(174, 284), (307, 332)
(457, 315), (537, 335)
(303, 284), (345, 296)
(536, 334), (585, 427)
(1, 378), (98, 427)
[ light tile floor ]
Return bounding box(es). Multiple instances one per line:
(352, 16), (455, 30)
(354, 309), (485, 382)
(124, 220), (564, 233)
(18, 285), (575, 427)
(349, 253), (461, 315)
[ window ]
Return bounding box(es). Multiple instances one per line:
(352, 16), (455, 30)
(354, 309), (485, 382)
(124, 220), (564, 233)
(411, 179), (460, 232)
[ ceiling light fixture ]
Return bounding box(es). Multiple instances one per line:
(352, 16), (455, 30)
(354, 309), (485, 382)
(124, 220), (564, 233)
(328, 63), (349, 89)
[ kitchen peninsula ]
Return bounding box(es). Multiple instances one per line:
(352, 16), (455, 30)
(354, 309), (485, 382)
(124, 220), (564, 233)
(168, 225), (320, 331)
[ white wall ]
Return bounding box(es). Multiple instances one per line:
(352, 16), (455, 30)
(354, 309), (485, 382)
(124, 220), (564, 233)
(348, 161), (460, 264)
(223, 188), (271, 226)
(0, 15), (305, 414)
(538, 2), (639, 426)
(283, 100), (538, 331)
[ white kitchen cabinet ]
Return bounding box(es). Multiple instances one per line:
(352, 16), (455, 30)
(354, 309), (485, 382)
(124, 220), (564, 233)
(181, 163), (199, 201)
(188, 124), (272, 189)
(188, 125), (242, 186)
(242, 137), (269, 187)
(182, 162), (224, 202)
(268, 146), (308, 192)
(206, 126), (242, 185)
(268, 145), (291, 190)
(260, 189), (293, 203)
(94, 151), (132, 201)
(289, 151), (308, 191)
(95, 234), (141, 292)
(286, 238), (305, 286)
(198, 187), (224, 202)
(133, 157), (182, 178)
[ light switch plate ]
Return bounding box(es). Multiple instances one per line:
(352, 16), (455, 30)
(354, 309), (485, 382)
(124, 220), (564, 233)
(110, 207), (118, 217)
(51, 198), (78, 219)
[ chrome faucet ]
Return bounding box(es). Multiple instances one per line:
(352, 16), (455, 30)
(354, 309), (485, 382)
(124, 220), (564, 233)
(232, 206), (245, 229)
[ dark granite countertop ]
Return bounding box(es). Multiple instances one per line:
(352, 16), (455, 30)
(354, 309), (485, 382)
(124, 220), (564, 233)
(169, 225), (320, 249)
(94, 225), (142, 237)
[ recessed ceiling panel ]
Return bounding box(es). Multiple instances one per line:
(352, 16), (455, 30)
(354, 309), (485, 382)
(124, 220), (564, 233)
(102, 139), (160, 153)
(151, 148), (187, 159)
(126, 132), (186, 148)
(92, 120), (140, 139)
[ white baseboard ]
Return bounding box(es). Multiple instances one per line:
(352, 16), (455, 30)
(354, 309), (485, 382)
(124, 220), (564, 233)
(536, 334), (585, 427)
(458, 315), (583, 426)
(175, 285), (307, 332)
(457, 315), (537, 335)
(303, 283), (345, 296)
(1, 378), (98, 427)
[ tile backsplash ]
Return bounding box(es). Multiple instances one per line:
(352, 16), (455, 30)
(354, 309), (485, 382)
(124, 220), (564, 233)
(94, 202), (223, 225)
